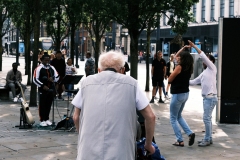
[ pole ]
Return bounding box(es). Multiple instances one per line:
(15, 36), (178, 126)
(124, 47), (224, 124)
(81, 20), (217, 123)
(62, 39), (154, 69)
(80, 25), (84, 61)
(75, 30), (79, 68)
(16, 28), (20, 66)
(156, 14), (160, 52)
(112, 22), (116, 50)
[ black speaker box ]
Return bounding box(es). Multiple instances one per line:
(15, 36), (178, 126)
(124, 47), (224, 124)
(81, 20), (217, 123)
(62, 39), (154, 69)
(218, 18), (240, 124)
(220, 100), (240, 124)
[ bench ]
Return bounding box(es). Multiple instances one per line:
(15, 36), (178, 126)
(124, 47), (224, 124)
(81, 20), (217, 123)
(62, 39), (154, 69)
(0, 86), (10, 100)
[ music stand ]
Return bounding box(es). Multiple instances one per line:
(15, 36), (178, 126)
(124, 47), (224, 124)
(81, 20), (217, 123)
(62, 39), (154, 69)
(54, 75), (83, 131)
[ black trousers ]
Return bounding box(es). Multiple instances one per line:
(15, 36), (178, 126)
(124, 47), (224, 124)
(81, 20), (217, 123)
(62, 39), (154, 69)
(39, 91), (54, 121)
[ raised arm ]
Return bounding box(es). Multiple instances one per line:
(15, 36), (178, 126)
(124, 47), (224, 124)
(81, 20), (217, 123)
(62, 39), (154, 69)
(188, 40), (216, 71)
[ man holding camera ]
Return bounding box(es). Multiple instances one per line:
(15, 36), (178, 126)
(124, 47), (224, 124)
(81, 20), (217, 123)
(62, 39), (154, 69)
(33, 54), (59, 127)
(6, 62), (26, 102)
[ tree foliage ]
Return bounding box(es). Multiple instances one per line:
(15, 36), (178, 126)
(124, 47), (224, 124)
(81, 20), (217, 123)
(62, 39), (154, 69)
(105, 0), (199, 79)
(83, 0), (112, 73)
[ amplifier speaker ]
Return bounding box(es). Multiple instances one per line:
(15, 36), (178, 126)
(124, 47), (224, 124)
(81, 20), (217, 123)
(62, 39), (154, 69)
(218, 18), (240, 124)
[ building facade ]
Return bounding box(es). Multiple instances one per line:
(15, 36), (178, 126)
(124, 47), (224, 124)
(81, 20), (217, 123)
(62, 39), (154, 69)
(138, 0), (240, 57)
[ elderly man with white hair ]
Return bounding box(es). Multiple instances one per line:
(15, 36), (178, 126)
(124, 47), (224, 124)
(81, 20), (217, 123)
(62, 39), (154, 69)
(72, 51), (156, 160)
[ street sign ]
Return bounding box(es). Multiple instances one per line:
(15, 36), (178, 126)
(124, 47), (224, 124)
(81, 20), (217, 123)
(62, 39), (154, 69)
(7, 42), (10, 45)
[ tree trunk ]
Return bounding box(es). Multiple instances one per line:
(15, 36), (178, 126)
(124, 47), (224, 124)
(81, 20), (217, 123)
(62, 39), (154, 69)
(0, 12), (3, 71)
(145, 26), (151, 91)
(26, 18), (32, 85)
(70, 24), (75, 65)
(29, 0), (41, 107)
(129, 29), (139, 80)
(0, 38), (2, 71)
(94, 33), (100, 74)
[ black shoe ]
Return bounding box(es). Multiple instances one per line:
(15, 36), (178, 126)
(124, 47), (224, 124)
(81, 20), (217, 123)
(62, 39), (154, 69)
(158, 99), (164, 103)
(188, 133), (195, 146)
(57, 96), (64, 101)
(149, 99), (154, 103)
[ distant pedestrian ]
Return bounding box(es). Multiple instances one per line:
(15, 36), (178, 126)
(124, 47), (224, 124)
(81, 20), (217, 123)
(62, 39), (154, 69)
(165, 54), (175, 98)
(188, 40), (217, 147)
(65, 58), (77, 97)
(85, 52), (95, 77)
(168, 45), (195, 147)
(149, 51), (166, 103)
(50, 50), (66, 100)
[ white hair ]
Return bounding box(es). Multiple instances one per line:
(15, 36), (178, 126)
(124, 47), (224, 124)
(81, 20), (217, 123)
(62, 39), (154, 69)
(98, 51), (125, 71)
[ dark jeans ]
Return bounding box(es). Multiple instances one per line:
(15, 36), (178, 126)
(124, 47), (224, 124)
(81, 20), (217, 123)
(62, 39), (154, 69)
(39, 91), (54, 121)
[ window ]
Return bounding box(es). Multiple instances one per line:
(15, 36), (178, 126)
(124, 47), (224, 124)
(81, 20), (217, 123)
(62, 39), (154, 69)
(201, 0), (206, 22)
(229, 0), (234, 18)
(193, 4), (197, 22)
(210, 0), (215, 21)
(220, 0), (225, 17)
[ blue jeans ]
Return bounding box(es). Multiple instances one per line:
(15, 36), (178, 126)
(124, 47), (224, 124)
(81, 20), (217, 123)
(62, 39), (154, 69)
(203, 96), (217, 141)
(65, 84), (74, 96)
(170, 92), (193, 142)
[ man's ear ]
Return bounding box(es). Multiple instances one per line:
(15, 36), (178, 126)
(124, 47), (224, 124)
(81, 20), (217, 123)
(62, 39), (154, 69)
(98, 68), (101, 73)
(120, 67), (125, 74)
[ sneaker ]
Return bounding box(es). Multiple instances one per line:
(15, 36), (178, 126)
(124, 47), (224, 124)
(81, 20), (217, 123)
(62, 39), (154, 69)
(39, 121), (47, 127)
(158, 99), (164, 103)
(18, 98), (24, 102)
(149, 99), (154, 103)
(198, 139), (213, 144)
(45, 120), (52, 126)
(165, 95), (171, 100)
(13, 97), (18, 102)
(198, 140), (210, 147)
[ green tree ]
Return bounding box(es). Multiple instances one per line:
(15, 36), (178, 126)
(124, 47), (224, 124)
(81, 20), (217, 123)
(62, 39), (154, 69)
(83, 0), (112, 73)
(107, 0), (198, 79)
(42, 0), (68, 50)
(0, 1), (12, 71)
(9, 0), (34, 85)
(63, 0), (83, 64)
(29, 0), (41, 106)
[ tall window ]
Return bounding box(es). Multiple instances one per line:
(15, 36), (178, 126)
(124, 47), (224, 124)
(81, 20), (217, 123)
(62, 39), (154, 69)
(201, 0), (206, 22)
(210, 0), (215, 21)
(220, 0), (225, 17)
(229, 0), (234, 17)
(193, 4), (197, 22)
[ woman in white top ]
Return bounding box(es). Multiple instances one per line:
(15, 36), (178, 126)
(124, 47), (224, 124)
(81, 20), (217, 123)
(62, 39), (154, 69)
(166, 54), (175, 97)
(65, 58), (77, 97)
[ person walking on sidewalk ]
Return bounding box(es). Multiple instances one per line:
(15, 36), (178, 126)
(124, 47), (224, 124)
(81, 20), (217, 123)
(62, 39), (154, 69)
(168, 45), (195, 147)
(33, 54), (59, 127)
(85, 52), (95, 77)
(5, 62), (26, 102)
(72, 51), (156, 160)
(188, 40), (217, 147)
(150, 50), (166, 103)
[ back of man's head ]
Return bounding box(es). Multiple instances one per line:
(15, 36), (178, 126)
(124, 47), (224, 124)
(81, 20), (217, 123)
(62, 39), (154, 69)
(98, 51), (125, 71)
(208, 54), (215, 64)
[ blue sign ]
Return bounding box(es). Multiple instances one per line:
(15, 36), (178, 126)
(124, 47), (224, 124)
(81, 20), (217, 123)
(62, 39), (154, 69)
(19, 43), (24, 53)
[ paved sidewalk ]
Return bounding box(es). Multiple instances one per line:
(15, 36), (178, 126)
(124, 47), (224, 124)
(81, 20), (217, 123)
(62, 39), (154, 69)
(0, 56), (240, 160)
